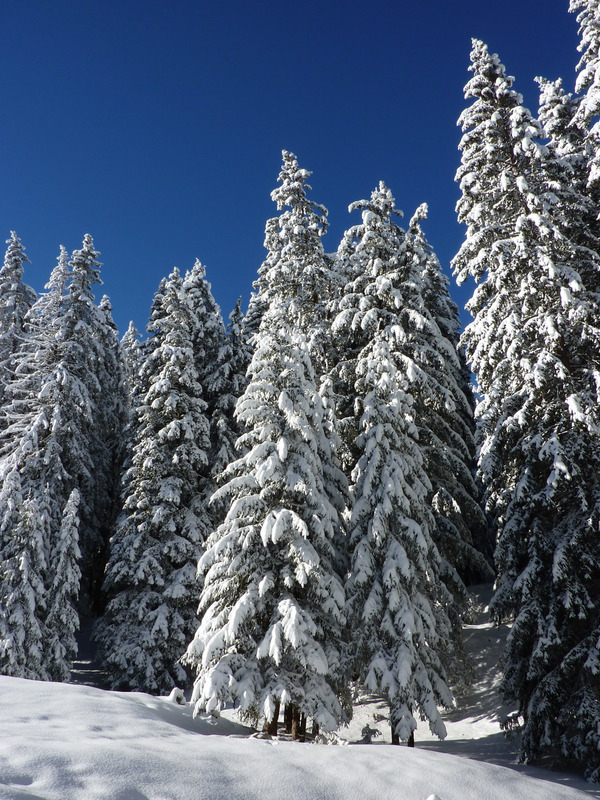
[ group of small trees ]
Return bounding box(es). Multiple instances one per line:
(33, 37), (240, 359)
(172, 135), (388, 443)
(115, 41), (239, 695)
(452, 0), (600, 778)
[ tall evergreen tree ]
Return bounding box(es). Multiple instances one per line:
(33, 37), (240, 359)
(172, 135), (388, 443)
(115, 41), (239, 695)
(45, 489), (82, 682)
(408, 205), (492, 587)
(210, 297), (252, 478)
(119, 320), (144, 404)
(180, 261), (229, 530)
(570, 0), (600, 184)
(254, 150), (338, 372)
(184, 154), (348, 736)
(0, 471), (48, 679)
(0, 232), (36, 419)
(96, 268), (212, 693)
(0, 245), (88, 680)
(332, 183), (455, 742)
(454, 39), (600, 777)
(184, 325), (348, 734)
(63, 236), (109, 604)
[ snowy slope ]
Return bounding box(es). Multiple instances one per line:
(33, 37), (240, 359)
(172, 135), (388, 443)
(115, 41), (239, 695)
(0, 585), (598, 800)
(0, 675), (595, 800)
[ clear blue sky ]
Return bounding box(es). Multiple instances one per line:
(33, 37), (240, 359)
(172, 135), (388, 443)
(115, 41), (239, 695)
(1, 0), (580, 335)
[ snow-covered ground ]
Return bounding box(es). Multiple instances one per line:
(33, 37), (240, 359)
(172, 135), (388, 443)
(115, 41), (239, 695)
(0, 586), (598, 800)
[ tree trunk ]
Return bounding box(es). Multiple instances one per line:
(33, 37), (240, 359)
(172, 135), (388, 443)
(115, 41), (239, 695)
(262, 699), (280, 736)
(391, 728), (400, 745)
(291, 706), (301, 740)
(407, 730), (415, 748)
(311, 720), (319, 739)
(265, 700), (281, 736)
(284, 704), (293, 735)
(299, 713), (307, 742)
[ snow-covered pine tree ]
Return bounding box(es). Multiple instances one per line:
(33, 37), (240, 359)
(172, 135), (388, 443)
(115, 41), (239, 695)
(210, 297), (252, 478)
(83, 295), (128, 612)
(332, 183), (454, 743)
(454, 39), (600, 777)
(570, 0), (600, 186)
(45, 489), (82, 682)
(184, 153), (348, 737)
(253, 150), (338, 373)
(96, 267), (211, 693)
(0, 244), (92, 680)
(407, 205), (492, 588)
(0, 471), (48, 679)
(179, 261), (229, 531)
(119, 320), (144, 403)
(62, 237), (115, 609)
(0, 232), (36, 421)
(184, 326), (348, 735)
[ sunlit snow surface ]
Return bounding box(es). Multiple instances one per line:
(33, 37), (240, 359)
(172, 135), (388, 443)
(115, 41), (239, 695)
(0, 587), (598, 800)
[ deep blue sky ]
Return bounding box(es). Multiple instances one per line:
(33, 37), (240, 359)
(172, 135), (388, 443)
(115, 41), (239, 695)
(1, 1), (580, 335)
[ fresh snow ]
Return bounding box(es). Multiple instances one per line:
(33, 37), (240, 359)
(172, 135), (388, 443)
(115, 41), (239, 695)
(0, 586), (597, 800)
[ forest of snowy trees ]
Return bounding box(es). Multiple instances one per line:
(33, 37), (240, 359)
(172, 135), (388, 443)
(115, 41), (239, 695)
(1, 0), (600, 782)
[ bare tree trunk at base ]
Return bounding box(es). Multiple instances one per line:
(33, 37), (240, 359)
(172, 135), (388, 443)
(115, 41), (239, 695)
(299, 714), (307, 742)
(291, 706), (301, 740)
(284, 704), (293, 735)
(262, 700), (280, 736)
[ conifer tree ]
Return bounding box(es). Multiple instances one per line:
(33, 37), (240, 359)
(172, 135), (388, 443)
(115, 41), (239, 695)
(184, 153), (348, 736)
(454, 39), (600, 777)
(0, 471), (48, 679)
(45, 490), (82, 682)
(120, 320), (144, 403)
(0, 245), (90, 680)
(570, 0), (600, 184)
(211, 297), (251, 477)
(408, 206), (492, 587)
(96, 268), (212, 693)
(184, 325), (348, 734)
(180, 261), (229, 531)
(62, 236), (108, 600)
(332, 183), (454, 742)
(254, 150), (337, 373)
(0, 232), (36, 418)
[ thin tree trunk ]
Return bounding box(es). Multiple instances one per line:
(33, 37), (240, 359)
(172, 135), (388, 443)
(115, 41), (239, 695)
(407, 730), (415, 747)
(311, 720), (319, 739)
(291, 706), (301, 740)
(262, 699), (280, 736)
(299, 714), (307, 742)
(284, 704), (293, 735)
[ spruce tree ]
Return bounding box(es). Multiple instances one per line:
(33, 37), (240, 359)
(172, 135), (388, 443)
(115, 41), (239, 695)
(0, 245), (90, 680)
(454, 39), (600, 777)
(180, 261), (229, 535)
(120, 320), (144, 403)
(332, 183), (454, 742)
(184, 153), (347, 735)
(184, 326), (348, 734)
(210, 297), (251, 477)
(0, 232), (36, 419)
(96, 268), (211, 693)
(45, 490), (82, 682)
(0, 471), (48, 680)
(570, 0), (600, 185)
(408, 205), (492, 588)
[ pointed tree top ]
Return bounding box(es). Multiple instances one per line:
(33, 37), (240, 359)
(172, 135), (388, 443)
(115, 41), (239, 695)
(409, 202), (429, 229)
(349, 180), (403, 220)
(1, 231), (30, 278)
